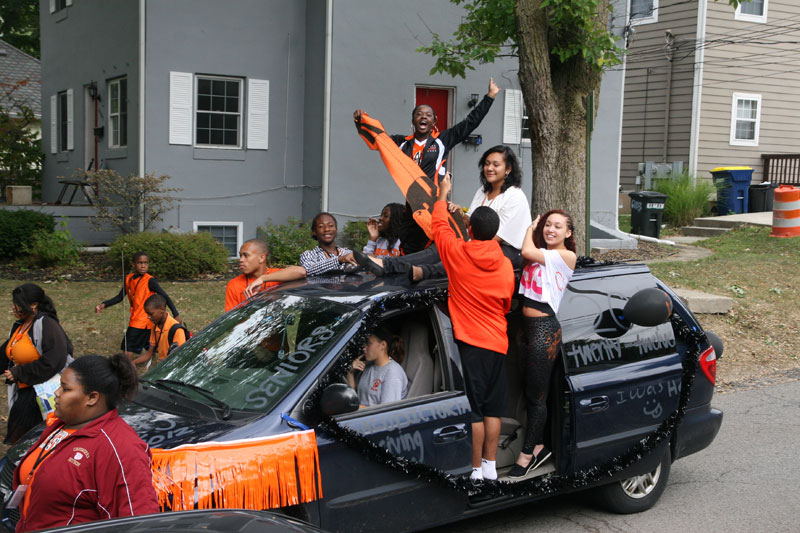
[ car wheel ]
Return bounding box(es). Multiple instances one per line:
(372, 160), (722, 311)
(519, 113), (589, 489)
(594, 448), (671, 514)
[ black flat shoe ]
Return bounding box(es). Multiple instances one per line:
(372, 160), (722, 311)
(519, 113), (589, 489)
(507, 448), (552, 479)
(353, 250), (385, 277)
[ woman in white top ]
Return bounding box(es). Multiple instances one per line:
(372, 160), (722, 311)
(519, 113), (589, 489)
(463, 144), (532, 268)
(509, 209), (577, 479)
(346, 327), (408, 407)
(357, 145), (531, 280)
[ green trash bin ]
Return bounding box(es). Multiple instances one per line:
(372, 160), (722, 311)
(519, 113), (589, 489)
(628, 191), (669, 239)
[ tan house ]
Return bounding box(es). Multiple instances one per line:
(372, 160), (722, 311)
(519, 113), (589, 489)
(620, 0), (800, 191)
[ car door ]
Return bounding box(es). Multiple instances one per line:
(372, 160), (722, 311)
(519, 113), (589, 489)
(559, 269), (682, 473)
(314, 307), (471, 533)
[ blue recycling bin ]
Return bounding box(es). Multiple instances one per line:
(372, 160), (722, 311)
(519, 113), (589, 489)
(711, 166), (753, 215)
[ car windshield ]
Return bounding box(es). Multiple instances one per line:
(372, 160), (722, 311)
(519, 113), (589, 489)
(144, 294), (360, 413)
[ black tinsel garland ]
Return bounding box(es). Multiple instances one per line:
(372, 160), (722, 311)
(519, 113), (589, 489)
(313, 288), (707, 498)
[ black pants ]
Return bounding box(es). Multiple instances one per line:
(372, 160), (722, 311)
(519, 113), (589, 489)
(5, 386), (42, 445)
(519, 314), (562, 453)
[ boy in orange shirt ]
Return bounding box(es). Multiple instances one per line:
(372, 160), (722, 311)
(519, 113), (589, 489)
(225, 239), (305, 312)
(133, 294), (185, 366)
(432, 173), (515, 482)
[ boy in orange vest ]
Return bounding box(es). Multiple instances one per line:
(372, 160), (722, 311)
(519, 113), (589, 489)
(133, 294), (186, 366)
(95, 252), (180, 360)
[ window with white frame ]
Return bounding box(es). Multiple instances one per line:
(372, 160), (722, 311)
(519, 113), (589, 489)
(736, 0), (767, 23)
(169, 72), (269, 150)
(49, 0), (71, 13)
(195, 76), (242, 148)
(630, 0), (658, 25)
(108, 77), (128, 148)
(730, 93), (761, 146)
(194, 222), (242, 257)
(50, 89), (73, 154)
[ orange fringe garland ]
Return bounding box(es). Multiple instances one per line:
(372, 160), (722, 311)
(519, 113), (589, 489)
(150, 429), (322, 511)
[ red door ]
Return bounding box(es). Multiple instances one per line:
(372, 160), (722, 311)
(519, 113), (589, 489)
(415, 87), (451, 131)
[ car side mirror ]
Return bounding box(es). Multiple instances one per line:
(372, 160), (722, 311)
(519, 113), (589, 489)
(623, 288), (673, 327)
(320, 383), (359, 416)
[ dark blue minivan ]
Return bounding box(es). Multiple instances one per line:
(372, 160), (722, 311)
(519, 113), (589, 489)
(0, 262), (722, 532)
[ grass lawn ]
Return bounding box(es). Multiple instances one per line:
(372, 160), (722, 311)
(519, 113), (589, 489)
(648, 226), (800, 387)
(0, 280), (227, 356)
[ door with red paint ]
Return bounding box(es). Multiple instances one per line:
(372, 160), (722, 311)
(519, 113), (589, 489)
(415, 86), (452, 132)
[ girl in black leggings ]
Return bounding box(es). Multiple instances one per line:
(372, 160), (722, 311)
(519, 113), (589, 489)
(509, 209), (576, 479)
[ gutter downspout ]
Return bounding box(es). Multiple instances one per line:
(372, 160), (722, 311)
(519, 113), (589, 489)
(321, 0), (333, 211)
(138, 0), (146, 231)
(689, 0), (707, 179)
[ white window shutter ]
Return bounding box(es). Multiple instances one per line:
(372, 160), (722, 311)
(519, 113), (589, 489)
(247, 78), (269, 150)
(66, 88), (74, 150)
(50, 95), (57, 154)
(169, 71), (193, 145)
(49, 0), (56, 13)
(503, 89), (523, 145)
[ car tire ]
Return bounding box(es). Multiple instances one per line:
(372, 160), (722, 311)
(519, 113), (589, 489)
(593, 447), (671, 514)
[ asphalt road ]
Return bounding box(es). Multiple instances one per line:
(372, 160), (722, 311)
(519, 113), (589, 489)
(432, 379), (800, 533)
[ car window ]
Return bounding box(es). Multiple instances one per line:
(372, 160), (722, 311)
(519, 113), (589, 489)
(558, 273), (677, 375)
(337, 308), (456, 414)
(145, 294), (360, 412)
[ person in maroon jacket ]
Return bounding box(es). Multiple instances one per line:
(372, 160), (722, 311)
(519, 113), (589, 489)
(11, 354), (158, 532)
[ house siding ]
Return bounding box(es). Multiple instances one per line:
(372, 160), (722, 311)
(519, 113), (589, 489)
(697, 0), (800, 183)
(620, 0), (699, 190)
(144, 0), (308, 238)
(39, 0), (139, 205)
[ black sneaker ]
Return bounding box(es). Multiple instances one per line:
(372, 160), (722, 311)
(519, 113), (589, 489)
(353, 250), (385, 276)
(507, 448), (552, 479)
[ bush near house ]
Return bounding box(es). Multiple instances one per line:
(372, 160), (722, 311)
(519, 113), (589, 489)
(106, 231), (228, 279)
(653, 173), (715, 228)
(257, 218), (317, 267)
(0, 210), (54, 258)
(342, 220), (370, 252)
(26, 222), (82, 267)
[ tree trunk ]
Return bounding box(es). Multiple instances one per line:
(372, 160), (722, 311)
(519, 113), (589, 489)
(515, 0), (607, 256)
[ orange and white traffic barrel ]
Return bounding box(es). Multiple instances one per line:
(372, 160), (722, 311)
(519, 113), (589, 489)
(770, 185), (800, 238)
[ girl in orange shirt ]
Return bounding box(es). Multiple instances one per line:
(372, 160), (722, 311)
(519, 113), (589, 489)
(1, 284), (72, 444)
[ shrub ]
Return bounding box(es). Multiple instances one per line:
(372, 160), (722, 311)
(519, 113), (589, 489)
(0, 210), (54, 259)
(107, 231), (228, 279)
(257, 217), (317, 267)
(26, 222), (82, 267)
(652, 174), (715, 227)
(342, 220), (370, 252)
(77, 169), (181, 234)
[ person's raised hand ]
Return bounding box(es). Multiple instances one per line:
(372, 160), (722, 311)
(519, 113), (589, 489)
(353, 109), (366, 122)
(351, 355), (366, 373)
(530, 214), (541, 232)
(366, 218), (380, 241)
(488, 77), (501, 99)
(447, 201), (462, 213)
(438, 173), (452, 201)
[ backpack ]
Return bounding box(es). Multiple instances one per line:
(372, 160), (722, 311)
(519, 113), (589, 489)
(167, 322), (192, 355)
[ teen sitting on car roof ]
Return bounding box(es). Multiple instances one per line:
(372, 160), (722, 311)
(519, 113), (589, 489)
(363, 203), (404, 258)
(227, 239), (306, 311)
(346, 327), (408, 407)
(431, 173), (515, 482)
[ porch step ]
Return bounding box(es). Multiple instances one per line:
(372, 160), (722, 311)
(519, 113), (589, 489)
(692, 217), (745, 229)
(680, 226), (730, 237)
(672, 288), (733, 314)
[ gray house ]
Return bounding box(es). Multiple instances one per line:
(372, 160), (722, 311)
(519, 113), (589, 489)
(39, 0), (627, 251)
